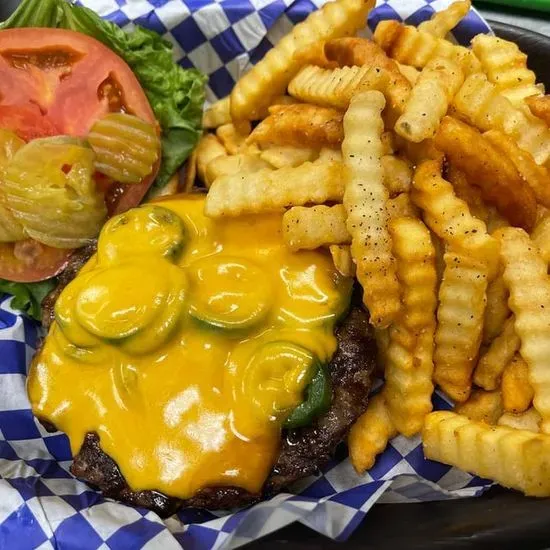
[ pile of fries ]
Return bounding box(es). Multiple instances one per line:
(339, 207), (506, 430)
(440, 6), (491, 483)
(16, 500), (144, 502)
(195, 0), (550, 496)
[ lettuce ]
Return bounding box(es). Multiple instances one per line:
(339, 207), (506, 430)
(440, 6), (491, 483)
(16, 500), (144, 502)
(1, 0), (207, 192)
(0, 0), (206, 320)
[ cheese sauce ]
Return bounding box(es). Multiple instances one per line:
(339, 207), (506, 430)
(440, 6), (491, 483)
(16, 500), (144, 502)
(28, 196), (352, 499)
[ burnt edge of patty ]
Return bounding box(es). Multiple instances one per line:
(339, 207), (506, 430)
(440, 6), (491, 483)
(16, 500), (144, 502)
(67, 304), (375, 517)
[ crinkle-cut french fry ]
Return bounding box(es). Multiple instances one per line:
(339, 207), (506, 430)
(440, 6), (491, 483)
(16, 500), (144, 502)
(483, 130), (550, 209)
(348, 393), (397, 473)
(203, 97), (231, 129)
(342, 91), (400, 327)
(288, 64), (389, 109)
(455, 389), (503, 424)
(411, 159), (499, 277)
(394, 136), (444, 165)
(324, 37), (411, 113)
(260, 146), (319, 168)
(373, 20), (481, 75)
(204, 161), (343, 218)
(471, 34), (543, 105)
(526, 95), (550, 127)
(381, 155), (413, 197)
(482, 271), (510, 344)
(229, 0), (375, 121)
(329, 244), (356, 277)
(434, 249), (488, 403)
(452, 73), (550, 166)
(502, 354), (534, 414)
(424, 410), (550, 496)
(397, 63), (420, 85)
(446, 164), (489, 223)
(205, 154), (271, 187)
(417, 0), (471, 38)
(531, 216), (550, 265)
(216, 122), (252, 155)
(317, 148), (343, 163)
(434, 117), (537, 232)
(396, 57), (464, 143)
(384, 217), (437, 436)
(386, 193), (420, 221)
(498, 408), (541, 433)
(196, 134), (226, 185)
(282, 204), (350, 251)
(389, 217), (437, 333)
(474, 316), (520, 391)
(497, 227), (550, 434)
(295, 41), (339, 69)
(248, 104), (343, 149)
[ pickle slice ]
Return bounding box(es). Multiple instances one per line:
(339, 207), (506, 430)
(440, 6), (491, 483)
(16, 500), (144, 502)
(88, 113), (160, 184)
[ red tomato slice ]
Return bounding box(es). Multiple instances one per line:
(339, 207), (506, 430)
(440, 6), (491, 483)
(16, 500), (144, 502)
(0, 28), (160, 282)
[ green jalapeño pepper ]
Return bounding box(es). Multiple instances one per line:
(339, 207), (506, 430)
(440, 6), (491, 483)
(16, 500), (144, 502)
(284, 363), (332, 429)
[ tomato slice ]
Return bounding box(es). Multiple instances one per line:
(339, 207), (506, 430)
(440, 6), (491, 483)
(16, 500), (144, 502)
(0, 29), (160, 282)
(0, 241), (71, 283)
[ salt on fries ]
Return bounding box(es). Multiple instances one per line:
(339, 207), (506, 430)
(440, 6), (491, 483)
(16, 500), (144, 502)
(197, 0), (550, 496)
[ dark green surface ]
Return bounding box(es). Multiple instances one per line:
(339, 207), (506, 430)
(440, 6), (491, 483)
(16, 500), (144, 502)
(477, 0), (550, 14)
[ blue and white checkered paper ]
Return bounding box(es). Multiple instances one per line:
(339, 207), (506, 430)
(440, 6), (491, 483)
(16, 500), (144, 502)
(0, 2), (492, 548)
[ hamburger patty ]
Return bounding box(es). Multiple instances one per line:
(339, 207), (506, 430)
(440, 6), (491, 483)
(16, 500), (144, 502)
(40, 253), (376, 516)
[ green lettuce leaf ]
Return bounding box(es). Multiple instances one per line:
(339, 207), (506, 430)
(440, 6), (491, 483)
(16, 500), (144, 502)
(0, 279), (56, 321)
(1, 0), (207, 192)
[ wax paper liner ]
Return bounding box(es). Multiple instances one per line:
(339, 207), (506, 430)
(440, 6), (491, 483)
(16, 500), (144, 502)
(0, 1), (493, 548)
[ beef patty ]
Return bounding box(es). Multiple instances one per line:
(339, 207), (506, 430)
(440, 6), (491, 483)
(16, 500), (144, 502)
(40, 250), (376, 517)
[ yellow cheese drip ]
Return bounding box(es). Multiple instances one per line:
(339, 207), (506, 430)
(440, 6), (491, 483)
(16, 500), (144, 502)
(28, 195), (352, 499)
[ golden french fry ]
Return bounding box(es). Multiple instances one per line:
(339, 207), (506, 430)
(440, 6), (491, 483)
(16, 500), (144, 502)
(205, 154), (271, 187)
(395, 57), (464, 143)
(446, 164), (489, 223)
(452, 73), (550, 165)
(373, 19), (481, 75)
(417, 0), (471, 38)
(282, 204), (349, 251)
(196, 134), (226, 185)
(248, 104), (343, 149)
(324, 36), (411, 116)
(483, 130), (550, 209)
(381, 131), (396, 155)
(204, 161), (343, 218)
(486, 207), (510, 234)
(497, 227), (550, 433)
(329, 244), (356, 277)
(482, 271), (510, 344)
(216, 122), (252, 154)
(394, 135), (444, 165)
(229, 0), (375, 121)
(295, 41), (339, 69)
(502, 354), (534, 414)
(455, 389), (503, 424)
(471, 34), (543, 105)
(181, 150), (197, 193)
(474, 316), (520, 391)
(397, 63), (419, 85)
(381, 155), (413, 197)
(342, 91), (400, 327)
(434, 249), (488, 402)
(386, 193), (419, 221)
(498, 408), (541, 432)
(203, 97), (231, 129)
(411, 158), (499, 274)
(526, 95), (550, 127)
(434, 117), (537, 231)
(288, 64), (390, 110)
(348, 393), (397, 473)
(531, 216), (550, 265)
(317, 148), (343, 163)
(423, 410), (550, 496)
(384, 217), (437, 436)
(260, 145), (319, 168)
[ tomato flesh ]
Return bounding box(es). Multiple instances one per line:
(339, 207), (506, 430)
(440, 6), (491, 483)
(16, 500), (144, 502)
(0, 29), (160, 282)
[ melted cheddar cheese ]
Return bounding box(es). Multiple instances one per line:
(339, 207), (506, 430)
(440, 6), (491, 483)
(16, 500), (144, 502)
(28, 195), (352, 499)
